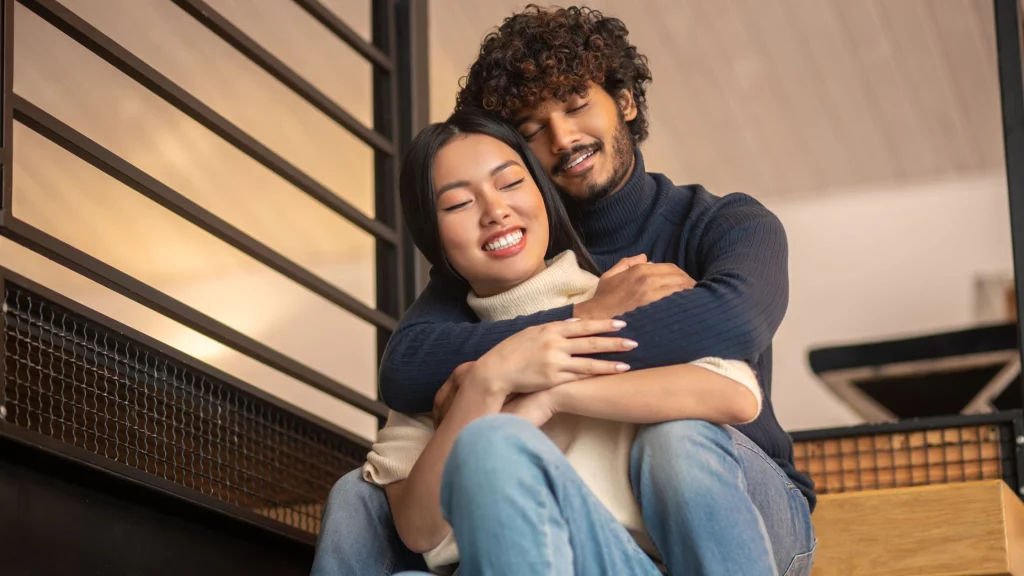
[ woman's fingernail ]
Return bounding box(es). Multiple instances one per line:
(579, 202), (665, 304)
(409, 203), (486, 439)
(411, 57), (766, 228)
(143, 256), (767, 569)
(566, 317), (581, 322)
(622, 340), (639, 349)
(616, 363), (631, 372)
(611, 320), (627, 329)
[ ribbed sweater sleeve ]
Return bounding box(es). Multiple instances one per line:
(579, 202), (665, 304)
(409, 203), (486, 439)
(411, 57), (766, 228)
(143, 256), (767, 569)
(594, 195), (789, 370)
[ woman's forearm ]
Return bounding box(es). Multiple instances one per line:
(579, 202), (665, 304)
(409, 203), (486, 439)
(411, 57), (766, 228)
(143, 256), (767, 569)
(385, 378), (505, 553)
(550, 364), (759, 424)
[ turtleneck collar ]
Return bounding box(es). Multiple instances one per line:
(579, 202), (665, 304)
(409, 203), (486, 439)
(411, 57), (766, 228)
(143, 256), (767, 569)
(466, 251), (599, 322)
(569, 147), (658, 255)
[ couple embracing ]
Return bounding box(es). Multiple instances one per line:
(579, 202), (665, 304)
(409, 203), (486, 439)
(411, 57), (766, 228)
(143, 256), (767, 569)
(314, 5), (815, 576)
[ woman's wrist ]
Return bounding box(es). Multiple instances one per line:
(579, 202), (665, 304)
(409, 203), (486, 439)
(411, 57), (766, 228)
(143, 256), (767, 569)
(546, 382), (573, 414)
(463, 359), (509, 400)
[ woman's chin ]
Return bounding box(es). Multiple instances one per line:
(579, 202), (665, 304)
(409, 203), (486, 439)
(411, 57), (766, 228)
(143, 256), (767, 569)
(474, 268), (537, 296)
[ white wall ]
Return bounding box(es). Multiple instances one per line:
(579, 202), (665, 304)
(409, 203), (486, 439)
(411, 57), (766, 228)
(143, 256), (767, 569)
(762, 172), (1015, 431)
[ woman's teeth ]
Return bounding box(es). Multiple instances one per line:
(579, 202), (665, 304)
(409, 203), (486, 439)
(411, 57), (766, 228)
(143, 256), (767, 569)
(484, 230), (524, 252)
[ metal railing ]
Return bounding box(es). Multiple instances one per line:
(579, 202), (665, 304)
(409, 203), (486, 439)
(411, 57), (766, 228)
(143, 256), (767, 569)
(0, 0), (428, 420)
(791, 411), (1024, 497)
(1, 267), (370, 541)
(0, 0), (428, 541)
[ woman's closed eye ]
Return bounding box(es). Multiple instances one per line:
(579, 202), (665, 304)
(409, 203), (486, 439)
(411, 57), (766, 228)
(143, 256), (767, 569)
(500, 178), (525, 190)
(441, 200), (471, 212)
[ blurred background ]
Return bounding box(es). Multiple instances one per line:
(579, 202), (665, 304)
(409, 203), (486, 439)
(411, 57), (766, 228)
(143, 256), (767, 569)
(7, 0), (1015, 443)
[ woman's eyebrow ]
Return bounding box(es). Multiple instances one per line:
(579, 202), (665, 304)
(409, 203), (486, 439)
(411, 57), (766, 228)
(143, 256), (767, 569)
(490, 160), (521, 175)
(436, 160), (522, 197)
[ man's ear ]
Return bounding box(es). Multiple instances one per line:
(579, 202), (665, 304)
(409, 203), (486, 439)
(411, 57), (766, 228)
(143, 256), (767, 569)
(617, 89), (638, 122)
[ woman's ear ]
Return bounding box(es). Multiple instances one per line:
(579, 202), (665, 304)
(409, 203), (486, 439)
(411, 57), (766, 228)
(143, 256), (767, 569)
(618, 89), (638, 122)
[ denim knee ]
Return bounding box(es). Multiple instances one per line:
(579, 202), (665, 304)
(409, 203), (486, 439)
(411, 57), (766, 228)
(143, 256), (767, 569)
(631, 420), (737, 488)
(328, 468), (381, 506)
(441, 415), (547, 509)
(321, 468), (390, 529)
(450, 414), (541, 464)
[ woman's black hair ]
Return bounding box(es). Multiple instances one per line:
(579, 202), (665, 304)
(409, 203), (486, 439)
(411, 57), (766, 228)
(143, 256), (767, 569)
(399, 107), (599, 282)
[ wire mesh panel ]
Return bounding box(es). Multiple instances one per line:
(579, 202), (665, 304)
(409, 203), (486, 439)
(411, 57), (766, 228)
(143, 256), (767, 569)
(1, 281), (366, 536)
(793, 418), (1018, 496)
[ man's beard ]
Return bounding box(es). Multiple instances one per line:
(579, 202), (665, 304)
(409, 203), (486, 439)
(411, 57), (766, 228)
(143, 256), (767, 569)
(553, 118), (634, 206)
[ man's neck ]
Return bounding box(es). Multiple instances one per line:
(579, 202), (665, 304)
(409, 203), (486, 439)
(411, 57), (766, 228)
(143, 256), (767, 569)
(573, 147), (656, 255)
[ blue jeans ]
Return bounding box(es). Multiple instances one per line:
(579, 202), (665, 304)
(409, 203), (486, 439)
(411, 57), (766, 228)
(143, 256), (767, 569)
(314, 416), (815, 575)
(310, 468), (429, 576)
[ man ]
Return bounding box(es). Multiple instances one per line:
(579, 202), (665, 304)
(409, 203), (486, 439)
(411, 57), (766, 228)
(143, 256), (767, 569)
(312, 5), (815, 575)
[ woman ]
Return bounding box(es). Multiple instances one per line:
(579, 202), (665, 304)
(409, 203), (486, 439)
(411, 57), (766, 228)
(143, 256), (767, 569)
(367, 109), (762, 575)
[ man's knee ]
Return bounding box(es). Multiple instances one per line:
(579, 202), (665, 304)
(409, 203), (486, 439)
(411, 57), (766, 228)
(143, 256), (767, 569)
(634, 419), (731, 456)
(631, 420), (737, 489)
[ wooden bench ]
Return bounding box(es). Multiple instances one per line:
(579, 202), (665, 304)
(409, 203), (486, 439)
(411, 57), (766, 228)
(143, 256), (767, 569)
(811, 480), (1024, 575)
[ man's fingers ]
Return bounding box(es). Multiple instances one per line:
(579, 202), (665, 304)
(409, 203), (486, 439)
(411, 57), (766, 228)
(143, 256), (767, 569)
(564, 336), (638, 355)
(563, 357), (631, 376)
(643, 286), (690, 304)
(556, 318), (627, 337)
(626, 263), (688, 278)
(602, 254), (648, 278)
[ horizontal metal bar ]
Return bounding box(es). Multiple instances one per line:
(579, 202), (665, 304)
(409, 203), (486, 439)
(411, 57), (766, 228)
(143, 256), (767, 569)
(0, 427), (320, 546)
(789, 410), (1024, 442)
(19, 0), (398, 245)
(291, 0), (392, 71)
(0, 266), (373, 451)
(14, 95), (398, 332)
(170, 0), (394, 154)
(0, 216), (389, 419)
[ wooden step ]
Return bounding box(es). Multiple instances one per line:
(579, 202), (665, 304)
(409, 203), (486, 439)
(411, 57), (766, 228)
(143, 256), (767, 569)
(812, 480), (1024, 575)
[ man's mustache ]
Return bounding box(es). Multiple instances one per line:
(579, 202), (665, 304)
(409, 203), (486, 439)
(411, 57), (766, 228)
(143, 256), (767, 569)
(552, 142), (603, 175)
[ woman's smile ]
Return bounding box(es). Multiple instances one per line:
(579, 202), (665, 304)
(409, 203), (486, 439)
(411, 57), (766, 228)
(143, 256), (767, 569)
(482, 228), (527, 258)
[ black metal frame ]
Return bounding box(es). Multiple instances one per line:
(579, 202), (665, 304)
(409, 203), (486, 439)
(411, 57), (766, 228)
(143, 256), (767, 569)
(0, 0), (430, 422)
(995, 0), (1024, 409)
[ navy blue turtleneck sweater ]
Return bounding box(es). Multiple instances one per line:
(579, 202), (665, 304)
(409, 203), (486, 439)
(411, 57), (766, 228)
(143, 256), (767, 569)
(378, 150), (815, 509)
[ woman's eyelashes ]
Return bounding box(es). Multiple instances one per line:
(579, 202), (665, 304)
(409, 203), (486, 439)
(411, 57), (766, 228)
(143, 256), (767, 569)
(439, 178), (524, 212)
(500, 178), (525, 190)
(441, 200), (471, 212)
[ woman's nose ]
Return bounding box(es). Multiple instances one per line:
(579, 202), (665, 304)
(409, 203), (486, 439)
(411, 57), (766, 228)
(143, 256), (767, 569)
(481, 192), (511, 224)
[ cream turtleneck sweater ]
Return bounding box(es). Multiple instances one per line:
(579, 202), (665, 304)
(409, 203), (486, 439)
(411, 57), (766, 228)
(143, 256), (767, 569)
(362, 251), (761, 572)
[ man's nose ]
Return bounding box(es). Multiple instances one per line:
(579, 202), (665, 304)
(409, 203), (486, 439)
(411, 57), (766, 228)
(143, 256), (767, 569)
(549, 115), (581, 154)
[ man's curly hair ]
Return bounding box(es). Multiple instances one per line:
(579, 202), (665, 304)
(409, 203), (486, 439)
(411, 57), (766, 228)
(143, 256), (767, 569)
(455, 5), (652, 144)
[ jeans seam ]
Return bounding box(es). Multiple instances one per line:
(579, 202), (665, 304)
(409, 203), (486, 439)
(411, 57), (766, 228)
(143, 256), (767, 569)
(733, 436), (790, 483)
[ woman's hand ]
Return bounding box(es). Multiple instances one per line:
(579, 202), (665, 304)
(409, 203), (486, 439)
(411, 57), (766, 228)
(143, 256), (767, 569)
(470, 318), (636, 396)
(501, 390), (559, 427)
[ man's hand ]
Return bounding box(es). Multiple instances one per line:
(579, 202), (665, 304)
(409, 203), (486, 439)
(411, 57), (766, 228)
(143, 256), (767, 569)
(432, 361), (474, 428)
(574, 255), (697, 320)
